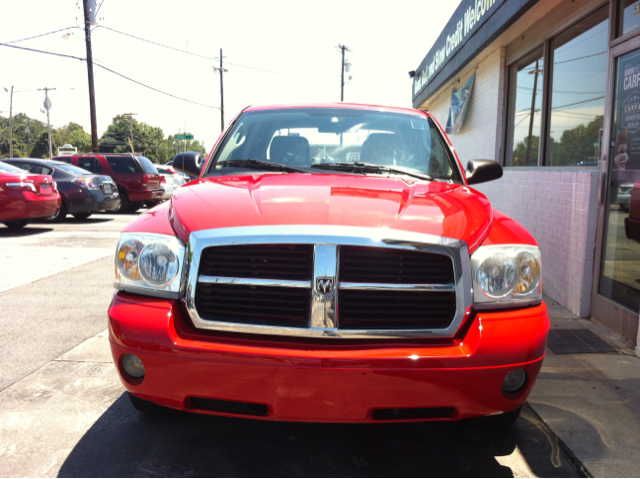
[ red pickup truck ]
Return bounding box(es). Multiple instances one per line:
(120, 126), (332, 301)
(109, 104), (548, 427)
(53, 154), (161, 213)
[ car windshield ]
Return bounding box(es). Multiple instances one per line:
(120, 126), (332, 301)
(50, 163), (93, 175)
(208, 108), (462, 182)
(0, 161), (29, 173)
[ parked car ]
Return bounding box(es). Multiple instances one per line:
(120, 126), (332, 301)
(0, 160), (61, 229)
(625, 181), (640, 243)
(154, 164), (179, 197)
(3, 158), (120, 221)
(618, 182), (633, 211)
(52, 154), (161, 213)
(156, 164), (189, 187)
(110, 104), (547, 427)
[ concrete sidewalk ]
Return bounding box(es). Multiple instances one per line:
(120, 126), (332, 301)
(528, 297), (640, 477)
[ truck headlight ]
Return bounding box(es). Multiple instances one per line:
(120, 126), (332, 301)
(115, 233), (185, 298)
(471, 245), (541, 309)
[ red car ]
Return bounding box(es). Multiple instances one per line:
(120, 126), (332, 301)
(53, 154), (160, 213)
(0, 161), (61, 229)
(109, 104), (548, 427)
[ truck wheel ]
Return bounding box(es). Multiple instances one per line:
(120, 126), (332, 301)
(128, 201), (143, 213)
(128, 393), (174, 415)
(3, 219), (28, 229)
(115, 189), (130, 214)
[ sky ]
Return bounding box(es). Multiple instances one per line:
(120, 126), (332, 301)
(0, 0), (462, 153)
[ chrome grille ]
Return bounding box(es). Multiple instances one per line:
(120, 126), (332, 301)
(185, 225), (472, 339)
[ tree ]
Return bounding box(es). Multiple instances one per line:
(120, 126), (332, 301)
(100, 114), (206, 164)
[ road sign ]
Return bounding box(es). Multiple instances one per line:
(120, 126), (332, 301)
(175, 134), (194, 140)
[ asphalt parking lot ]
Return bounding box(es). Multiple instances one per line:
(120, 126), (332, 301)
(0, 213), (585, 478)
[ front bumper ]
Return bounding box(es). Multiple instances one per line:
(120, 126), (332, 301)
(109, 292), (549, 423)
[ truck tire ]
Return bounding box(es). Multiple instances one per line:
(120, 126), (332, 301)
(128, 393), (174, 415)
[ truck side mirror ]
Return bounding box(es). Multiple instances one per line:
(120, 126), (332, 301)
(172, 151), (203, 177)
(465, 160), (503, 185)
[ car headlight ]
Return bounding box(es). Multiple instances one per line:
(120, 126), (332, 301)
(115, 233), (185, 298)
(471, 244), (542, 309)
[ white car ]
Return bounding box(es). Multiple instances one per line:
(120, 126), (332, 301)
(153, 165), (178, 200)
(156, 165), (189, 187)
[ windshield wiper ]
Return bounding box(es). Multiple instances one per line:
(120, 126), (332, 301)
(215, 159), (307, 173)
(310, 162), (432, 181)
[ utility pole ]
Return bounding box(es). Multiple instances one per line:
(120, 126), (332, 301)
(338, 44), (350, 102)
(525, 60), (541, 166)
(8, 86), (13, 158)
(39, 87), (56, 159)
(213, 48), (227, 132)
(83, 0), (99, 153)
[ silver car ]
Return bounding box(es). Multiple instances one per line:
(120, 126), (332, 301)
(619, 182), (633, 211)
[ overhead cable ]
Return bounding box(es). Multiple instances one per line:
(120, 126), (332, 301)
(0, 42), (220, 110)
(96, 25), (337, 80)
(2, 26), (81, 44)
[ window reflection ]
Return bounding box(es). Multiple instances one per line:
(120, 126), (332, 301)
(547, 7), (608, 167)
(619, 0), (640, 37)
(511, 49), (544, 166)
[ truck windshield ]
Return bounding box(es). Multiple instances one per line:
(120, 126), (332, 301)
(208, 108), (462, 182)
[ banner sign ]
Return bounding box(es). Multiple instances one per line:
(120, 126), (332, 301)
(614, 50), (640, 171)
(446, 73), (475, 134)
(412, 0), (500, 99)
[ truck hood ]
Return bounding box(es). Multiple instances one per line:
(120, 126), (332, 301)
(170, 173), (492, 251)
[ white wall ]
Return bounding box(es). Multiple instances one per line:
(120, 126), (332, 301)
(424, 46), (601, 318)
(427, 47), (505, 164)
(474, 170), (600, 318)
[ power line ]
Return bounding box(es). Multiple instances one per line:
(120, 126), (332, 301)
(2, 26), (81, 44)
(93, 63), (220, 109)
(96, 25), (337, 80)
(0, 42), (220, 110)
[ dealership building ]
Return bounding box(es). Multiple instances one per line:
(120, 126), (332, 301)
(412, 0), (640, 350)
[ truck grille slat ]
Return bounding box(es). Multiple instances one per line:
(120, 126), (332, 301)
(199, 244), (313, 281)
(195, 283), (311, 327)
(339, 246), (454, 284)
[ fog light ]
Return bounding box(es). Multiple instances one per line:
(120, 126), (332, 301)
(122, 354), (145, 378)
(502, 368), (527, 393)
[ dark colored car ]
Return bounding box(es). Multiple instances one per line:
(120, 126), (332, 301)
(0, 161), (61, 229)
(52, 154), (161, 213)
(3, 158), (120, 221)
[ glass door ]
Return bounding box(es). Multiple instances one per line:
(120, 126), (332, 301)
(593, 39), (640, 345)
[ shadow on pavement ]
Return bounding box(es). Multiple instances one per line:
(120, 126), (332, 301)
(58, 396), (583, 477)
(0, 226), (53, 237)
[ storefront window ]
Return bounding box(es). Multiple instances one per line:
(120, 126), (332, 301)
(619, 0), (640, 37)
(509, 49), (544, 166)
(547, 7), (608, 167)
(599, 49), (640, 313)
